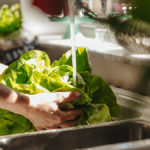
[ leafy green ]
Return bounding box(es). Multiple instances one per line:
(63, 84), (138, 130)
(1, 50), (51, 94)
(75, 104), (111, 125)
(88, 75), (120, 117)
(52, 48), (120, 117)
(0, 109), (35, 136)
(52, 48), (92, 73)
(0, 4), (22, 36)
(0, 48), (120, 135)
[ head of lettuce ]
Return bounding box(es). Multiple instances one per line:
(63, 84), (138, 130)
(0, 48), (120, 135)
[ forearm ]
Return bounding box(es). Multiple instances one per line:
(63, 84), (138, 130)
(0, 83), (29, 116)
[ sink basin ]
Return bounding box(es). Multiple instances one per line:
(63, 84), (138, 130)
(0, 87), (150, 150)
(0, 120), (150, 150)
(1, 44), (150, 149)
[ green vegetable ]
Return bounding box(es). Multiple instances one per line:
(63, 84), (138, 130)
(0, 48), (120, 135)
(51, 48), (92, 73)
(0, 4), (22, 36)
(0, 109), (35, 136)
(88, 75), (120, 117)
(75, 104), (111, 125)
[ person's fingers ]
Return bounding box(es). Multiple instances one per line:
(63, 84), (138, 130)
(45, 120), (77, 129)
(55, 91), (81, 104)
(34, 126), (45, 131)
(59, 109), (82, 122)
(58, 120), (77, 128)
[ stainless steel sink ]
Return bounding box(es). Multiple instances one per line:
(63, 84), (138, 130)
(0, 43), (150, 149)
(0, 120), (150, 150)
(0, 87), (150, 150)
(1, 44), (150, 149)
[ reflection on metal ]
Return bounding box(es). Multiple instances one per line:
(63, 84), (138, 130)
(136, 66), (150, 95)
(0, 121), (150, 150)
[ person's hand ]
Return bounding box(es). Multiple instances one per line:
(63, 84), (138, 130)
(25, 91), (81, 130)
(0, 83), (81, 131)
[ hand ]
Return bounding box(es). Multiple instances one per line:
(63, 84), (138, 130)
(26, 91), (81, 130)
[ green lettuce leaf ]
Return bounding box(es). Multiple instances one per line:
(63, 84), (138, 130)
(0, 109), (35, 136)
(0, 4), (22, 36)
(52, 48), (92, 73)
(0, 48), (120, 135)
(0, 50), (51, 93)
(88, 75), (120, 117)
(75, 104), (111, 125)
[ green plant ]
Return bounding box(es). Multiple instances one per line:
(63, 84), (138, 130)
(0, 49), (120, 135)
(0, 4), (22, 36)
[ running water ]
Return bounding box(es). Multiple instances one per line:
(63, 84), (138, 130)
(68, 0), (76, 86)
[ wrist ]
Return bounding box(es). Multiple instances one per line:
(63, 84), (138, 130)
(14, 93), (30, 117)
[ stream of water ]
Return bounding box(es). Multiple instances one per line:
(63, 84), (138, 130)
(68, 0), (76, 86)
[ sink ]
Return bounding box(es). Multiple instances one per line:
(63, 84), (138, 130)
(0, 87), (150, 150)
(1, 44), (150, 149)
(0, 120), (150, 150)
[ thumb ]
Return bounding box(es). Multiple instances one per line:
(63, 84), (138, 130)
(55, 91), (81, 104)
